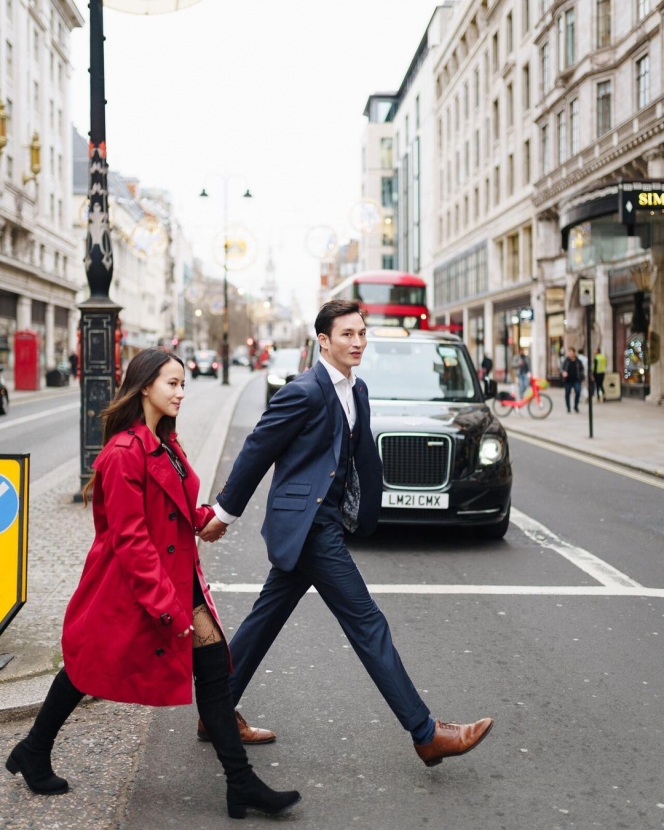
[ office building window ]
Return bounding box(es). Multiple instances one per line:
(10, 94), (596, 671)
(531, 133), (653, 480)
(523, 0), (530, 33)
(484, 50), (490, 93)
(474, 66), (480, 109)
(597, 0), (611, 48)
(382, 255), (396, 270)
(524, 139), (531, 183)
(542, 0), (552, 12)
(541, 124), (550, 175)
(637, 0), (652, 21)
(494, 165), (501, 205)
(465, 140), (470, 179)
(492, 32), (499, 73)
(557, 9), (575, 71)
(636, 55), (650, 110)
(523, 225), (533, 276)
(597, 80), (612, 137)
(507, 83), (514, 128)
(508, 153), (515, 196)
(523, 63), (531, 111)
(506, 12), (513, 54)
(463, 82), (469, 120)
(475, 128), (481, 168)
(454, 95), (460, 131)
(380, 138), (393, 169)
(6, 41), (13, 78)
(415, 95), (420, 130)
(541, 42), (550, 95)
(507, 234), (520, 281)
(569, 97), (580, 155)
(485, 117), (491, 158)
(557, 110), (566, 164)
(381, 176), (395, 208)
(493, 98), (500, 140)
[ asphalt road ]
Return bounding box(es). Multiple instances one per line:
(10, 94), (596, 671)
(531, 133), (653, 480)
(2, 375), (662, 829)
(120, 375), (664, 830)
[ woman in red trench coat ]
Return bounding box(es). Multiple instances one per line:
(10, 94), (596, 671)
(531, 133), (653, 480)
(5, 349), (300, 820)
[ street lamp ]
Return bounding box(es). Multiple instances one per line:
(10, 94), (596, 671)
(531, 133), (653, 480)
(199, 177), (253, 385)
(77, 0), (202, 498)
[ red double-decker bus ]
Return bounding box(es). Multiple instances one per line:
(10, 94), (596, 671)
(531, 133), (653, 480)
(327, 270), (430, 330)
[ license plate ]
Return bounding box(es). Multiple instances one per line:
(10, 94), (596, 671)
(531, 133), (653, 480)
(381, 491), (449, 509)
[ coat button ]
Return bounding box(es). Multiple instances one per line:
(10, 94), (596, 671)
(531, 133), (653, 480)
(128, 429), (134, 435)
(316, 497), (323, 503)
(155, 648), (165, 657)
(168, 511), (177, 520)
(167, 545), (175, 553)
(329, 471), (335, 477)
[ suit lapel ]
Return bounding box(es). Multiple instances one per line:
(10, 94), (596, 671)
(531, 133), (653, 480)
(313, 362), (343, 464)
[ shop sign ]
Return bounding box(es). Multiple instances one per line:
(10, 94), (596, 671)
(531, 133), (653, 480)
(620, 188), (664, 223)
(545, 287), (566, 314)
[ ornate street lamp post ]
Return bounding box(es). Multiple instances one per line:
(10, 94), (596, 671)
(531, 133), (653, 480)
(77, 0), (201, 497)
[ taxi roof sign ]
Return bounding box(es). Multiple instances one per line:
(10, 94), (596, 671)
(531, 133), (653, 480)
(0, 455), (29, 635)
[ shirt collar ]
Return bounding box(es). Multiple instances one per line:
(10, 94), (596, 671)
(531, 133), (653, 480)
(319, 355), (356, 388)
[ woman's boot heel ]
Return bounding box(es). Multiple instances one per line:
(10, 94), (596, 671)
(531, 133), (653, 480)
(227, 803), (248, 819)
(5, 754), (19, 775)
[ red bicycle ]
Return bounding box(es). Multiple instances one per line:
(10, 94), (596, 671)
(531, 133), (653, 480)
(492, 376), (553, 419)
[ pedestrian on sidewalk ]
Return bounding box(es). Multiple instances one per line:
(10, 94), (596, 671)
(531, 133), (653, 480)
(593, 347), (607, 401)
(562, 347), (584, 412)
(199, 300), (493, 770)
(5, 348), (300, 820)
(516, 349), (531, 399)
(68, 352), (78, 382)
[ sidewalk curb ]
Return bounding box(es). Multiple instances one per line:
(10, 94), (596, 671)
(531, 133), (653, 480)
(505, 425), (664, 480)
(0, 371), (261, 724)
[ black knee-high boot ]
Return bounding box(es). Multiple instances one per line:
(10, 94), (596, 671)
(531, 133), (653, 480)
(5, 668), (85, 795)
(192, 641), (301, 819)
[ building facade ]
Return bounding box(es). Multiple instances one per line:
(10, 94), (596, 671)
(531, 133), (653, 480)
(0, 0), (84, 382)
(364, 0), (664, 403)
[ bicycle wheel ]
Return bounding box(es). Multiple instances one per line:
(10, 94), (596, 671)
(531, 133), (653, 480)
(528, 393), (553, 419)
(492, 398), (513, 417)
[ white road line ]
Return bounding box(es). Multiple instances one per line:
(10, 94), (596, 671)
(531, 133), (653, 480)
(0, 402), (79, 432)
(510, 507), (641, 588)
(208, 583), (664, 597)
(509, 432), (664, 489)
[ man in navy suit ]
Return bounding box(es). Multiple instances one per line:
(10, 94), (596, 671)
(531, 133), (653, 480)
(199, 300), (493, 766)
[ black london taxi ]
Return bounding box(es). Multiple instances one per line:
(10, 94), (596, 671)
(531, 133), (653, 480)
(298, 327), (512, 539)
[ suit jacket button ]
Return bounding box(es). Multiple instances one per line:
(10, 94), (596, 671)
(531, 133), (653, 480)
(329, 471), (335, 477)
(167, 544), (175, 553)
(155, 648), (165, 657)
(168, 511), (177, 520)
(316, 497), (323, 503)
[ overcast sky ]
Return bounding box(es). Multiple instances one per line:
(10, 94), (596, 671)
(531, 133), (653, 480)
(70, 1), (439, 322)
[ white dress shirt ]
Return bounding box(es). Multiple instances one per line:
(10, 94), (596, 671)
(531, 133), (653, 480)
(212, 356), (357, 526)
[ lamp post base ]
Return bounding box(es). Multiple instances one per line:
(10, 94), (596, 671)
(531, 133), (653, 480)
(75, 297), (122, 501)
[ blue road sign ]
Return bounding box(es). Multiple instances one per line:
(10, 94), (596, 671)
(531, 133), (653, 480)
(0, 474), (19, 533)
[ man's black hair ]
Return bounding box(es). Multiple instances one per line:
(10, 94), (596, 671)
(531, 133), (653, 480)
(314, 299), (365, 338)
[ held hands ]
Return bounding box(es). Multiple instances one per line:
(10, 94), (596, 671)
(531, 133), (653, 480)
(198, 515), (228, 543)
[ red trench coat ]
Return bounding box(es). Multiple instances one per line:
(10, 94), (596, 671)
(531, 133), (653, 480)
(62, 423), (224, 706)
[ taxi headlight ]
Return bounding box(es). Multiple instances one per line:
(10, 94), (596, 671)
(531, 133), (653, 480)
(267, 374), (287, 386)
(479, 436), (504, 466)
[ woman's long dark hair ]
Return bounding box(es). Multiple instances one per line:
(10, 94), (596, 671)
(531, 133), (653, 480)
(82, 348), (184, 503)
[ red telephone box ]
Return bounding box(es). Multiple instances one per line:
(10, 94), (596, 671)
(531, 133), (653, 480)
(14, 330), (40, 391)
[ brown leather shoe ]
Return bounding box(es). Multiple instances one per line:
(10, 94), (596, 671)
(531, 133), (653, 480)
(197, 711), (277, 745)
(414, 718), (493, 767)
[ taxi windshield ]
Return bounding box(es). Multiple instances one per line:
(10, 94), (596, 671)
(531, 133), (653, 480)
(360, 340), (480, 402)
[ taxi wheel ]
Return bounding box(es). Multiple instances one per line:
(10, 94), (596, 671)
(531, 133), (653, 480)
(475, 503), (510, 540)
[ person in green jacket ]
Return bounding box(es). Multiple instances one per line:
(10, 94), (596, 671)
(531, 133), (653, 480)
(593, 347), (607, 401)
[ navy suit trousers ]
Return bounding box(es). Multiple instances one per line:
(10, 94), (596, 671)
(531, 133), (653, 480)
(228, 521), (430, 732)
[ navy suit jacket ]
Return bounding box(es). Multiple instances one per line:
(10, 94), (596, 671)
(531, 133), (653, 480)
(217, 361), (383, 572)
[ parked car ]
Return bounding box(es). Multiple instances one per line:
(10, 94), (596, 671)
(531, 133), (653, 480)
(231, 345), (252, 367)
(298, 327), (512, 538)
(0, 367), (8, 415)
(265, 348), (302, 404)
(188, 350), (220, 379)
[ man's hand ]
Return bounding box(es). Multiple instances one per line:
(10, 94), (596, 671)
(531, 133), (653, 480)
(198, 516), (228, 543)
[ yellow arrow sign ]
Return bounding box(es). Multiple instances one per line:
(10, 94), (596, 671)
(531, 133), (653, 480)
(0, 455), (29, 635)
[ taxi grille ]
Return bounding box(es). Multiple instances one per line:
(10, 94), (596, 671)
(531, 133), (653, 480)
(378, 433), (451, 489)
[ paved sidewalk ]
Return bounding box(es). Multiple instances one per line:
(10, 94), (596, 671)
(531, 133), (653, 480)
(0, 368), (258, 722)
(496, 384), (664, 478)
